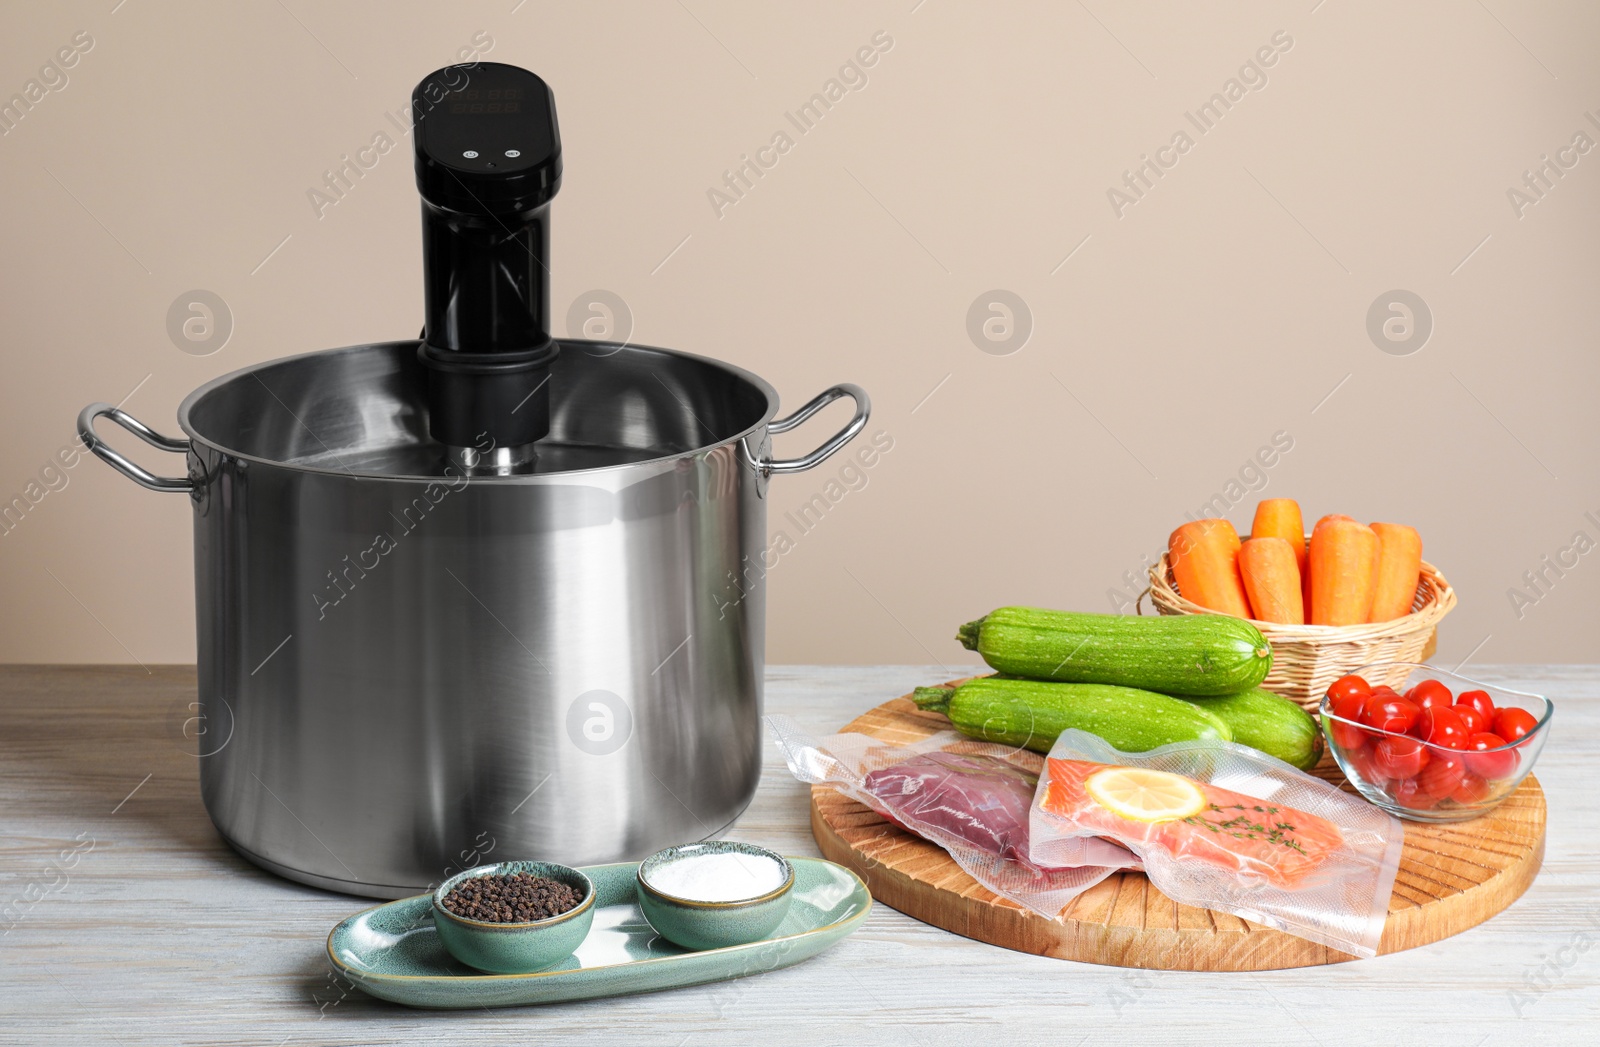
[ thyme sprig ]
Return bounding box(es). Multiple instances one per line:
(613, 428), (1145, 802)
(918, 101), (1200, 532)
(1180, 802), (1309, 855)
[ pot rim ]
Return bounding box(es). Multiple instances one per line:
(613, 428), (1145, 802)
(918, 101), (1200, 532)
(174, 338), (782, 483)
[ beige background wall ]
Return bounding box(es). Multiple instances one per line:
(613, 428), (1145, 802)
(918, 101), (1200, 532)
(1, 0), (1596, 666)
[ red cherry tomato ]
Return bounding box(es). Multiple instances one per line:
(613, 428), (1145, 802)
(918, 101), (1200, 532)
(1370, 685), (1401, 698)
(1405, 678), (1453, 714)
(1325, 691), (1370, 750)
(1327, 675), (1372, 707)
(1492, 707), (1539, 743)
(1451, 773), (1492, 805)
(1416, 752), (1466, 798)
(1457, 689), (1495, 720)
(1344, 745), (1388, 787)
(1329, 720), (1368, 752)
(1391, 777), (1437, 810)
(1372, 736), (1429, 779)
(1361, 695), (1420, 735)
(1328, 691), (1365, 720)
(1419, 706), (1470, 750)
(1453, 704), (1488, 735)
(1465, 732), (1520, 780)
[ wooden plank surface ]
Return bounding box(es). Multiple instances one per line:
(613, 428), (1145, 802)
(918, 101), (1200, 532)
(810, 694), (1545, 970)
(0, 664), (1594, 1046)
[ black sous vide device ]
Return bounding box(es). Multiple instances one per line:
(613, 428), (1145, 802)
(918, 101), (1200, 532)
(412, 62), (562, 474)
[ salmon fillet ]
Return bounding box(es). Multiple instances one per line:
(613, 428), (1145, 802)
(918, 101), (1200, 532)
(1041, 759), (1344, 889)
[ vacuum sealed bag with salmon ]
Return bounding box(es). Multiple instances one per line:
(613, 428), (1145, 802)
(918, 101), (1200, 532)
(1030, 729), (1404, 957)
(767, 717), (1139, 919)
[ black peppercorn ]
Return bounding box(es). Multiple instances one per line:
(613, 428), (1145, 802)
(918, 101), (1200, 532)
(441, 872), (582, 923)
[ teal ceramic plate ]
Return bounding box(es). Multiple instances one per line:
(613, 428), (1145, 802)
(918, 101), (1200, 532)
(326, 858), (871, 1009)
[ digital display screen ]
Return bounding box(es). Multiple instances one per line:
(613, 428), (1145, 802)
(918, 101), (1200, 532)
(450, 88), (521, 113)
(416, 69), (555, 168)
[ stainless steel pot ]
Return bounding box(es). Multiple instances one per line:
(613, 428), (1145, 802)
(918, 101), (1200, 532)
(79, 339), (867, 897)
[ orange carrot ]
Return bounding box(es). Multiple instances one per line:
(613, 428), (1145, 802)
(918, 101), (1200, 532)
(1306, 514), (1353, 615)
(1308, 520), (1379, 626)
(1369, 522), (1423, 622)
(1239, 537), (1305, 624)
(1250, 499), (1308, 580)
(1169, 519), (1252, 618)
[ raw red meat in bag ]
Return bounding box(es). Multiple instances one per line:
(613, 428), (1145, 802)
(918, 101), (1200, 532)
(768, 716), (1137, 920)
(863, 750), (1041, 861)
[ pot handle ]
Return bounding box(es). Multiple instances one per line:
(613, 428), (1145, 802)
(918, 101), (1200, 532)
(77, 403), (195, 493)
(765, 384), (870, 476)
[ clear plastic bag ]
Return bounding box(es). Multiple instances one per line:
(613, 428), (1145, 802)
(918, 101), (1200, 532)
(1030, 729), (1404, 958)
(767, 716), (1138, 920)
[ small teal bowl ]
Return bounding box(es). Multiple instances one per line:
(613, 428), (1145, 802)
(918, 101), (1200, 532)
(636, 842), (795, 952)
(431, 861), (596, 973)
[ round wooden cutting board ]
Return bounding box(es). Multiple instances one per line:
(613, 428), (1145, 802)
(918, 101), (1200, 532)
(809, 691), (1546, 971)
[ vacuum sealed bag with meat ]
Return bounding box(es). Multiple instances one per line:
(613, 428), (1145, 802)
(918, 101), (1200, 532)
(767, 717), (1138, 919)
(1030, 729), (1403, 957)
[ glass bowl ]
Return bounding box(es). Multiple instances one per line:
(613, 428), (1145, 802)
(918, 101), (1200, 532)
(1318, 662), (1552, 823)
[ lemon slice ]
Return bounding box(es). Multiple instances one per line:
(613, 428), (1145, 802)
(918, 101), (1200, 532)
(1084, 767), (1206, 823)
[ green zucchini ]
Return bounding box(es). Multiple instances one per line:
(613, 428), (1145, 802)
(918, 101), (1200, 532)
(958, 606), (1271, 697)
(912, 677), (1231, 755)
(1179, 688), (1323, 771)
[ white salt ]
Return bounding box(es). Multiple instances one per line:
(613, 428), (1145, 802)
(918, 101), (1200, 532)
(645, 852), (786, 903)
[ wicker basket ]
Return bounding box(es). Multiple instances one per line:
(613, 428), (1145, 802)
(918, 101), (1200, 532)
(1145, 552), (1457, 712)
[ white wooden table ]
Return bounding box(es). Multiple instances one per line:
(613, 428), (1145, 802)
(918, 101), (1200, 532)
(0, 664), (1592, 1046)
